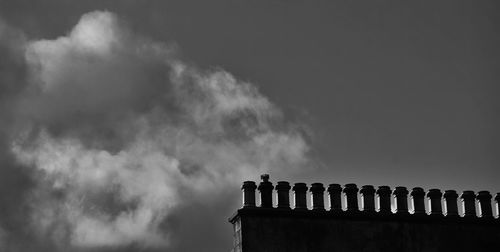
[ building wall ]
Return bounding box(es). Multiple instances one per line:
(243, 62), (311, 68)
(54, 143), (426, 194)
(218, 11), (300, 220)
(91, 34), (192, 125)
(230, 177), (500, 252)
(231, 208), (500, 252)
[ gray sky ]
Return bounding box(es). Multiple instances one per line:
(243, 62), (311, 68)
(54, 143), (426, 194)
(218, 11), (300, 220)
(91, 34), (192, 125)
(0, 1), (499, 251)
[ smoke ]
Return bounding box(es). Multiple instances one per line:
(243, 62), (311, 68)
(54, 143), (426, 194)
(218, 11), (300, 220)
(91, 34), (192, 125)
(0, 11), (311, 251)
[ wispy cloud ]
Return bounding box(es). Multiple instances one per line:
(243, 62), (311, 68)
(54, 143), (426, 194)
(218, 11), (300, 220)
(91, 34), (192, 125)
(2, 11), (311, 251)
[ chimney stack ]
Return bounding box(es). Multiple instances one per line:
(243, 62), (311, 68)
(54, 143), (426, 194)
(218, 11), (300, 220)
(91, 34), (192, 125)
(237, 176), (500, 223)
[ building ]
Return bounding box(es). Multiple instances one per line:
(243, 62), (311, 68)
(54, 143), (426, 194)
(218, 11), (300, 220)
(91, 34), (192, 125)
(229, 174), (500, 252)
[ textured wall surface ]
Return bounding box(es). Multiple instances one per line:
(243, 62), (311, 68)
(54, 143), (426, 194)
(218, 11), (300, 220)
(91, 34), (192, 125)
(230, 209), (500, 252)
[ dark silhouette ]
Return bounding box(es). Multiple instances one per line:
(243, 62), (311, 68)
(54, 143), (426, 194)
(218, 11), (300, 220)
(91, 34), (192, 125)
(230, 175), (500, 252)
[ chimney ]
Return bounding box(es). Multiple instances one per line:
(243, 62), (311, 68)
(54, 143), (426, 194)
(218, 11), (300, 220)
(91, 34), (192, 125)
(495, 193), (500, 218)
(427, 189), (443, 217)
(327, 184), (342, 212)
(443, 190), (459, 217)
(343, 184), (359, 212)
(241, 181), (257, 208)
(293, 183), (308, 210)
(394, 186), (409, 215)
(276, 181), (291, 209)
(411, 187), (426, 215)
(360, 185), (376, 213)
(461, 191), (477, 218)
(258, 174), (274, 208)
(310, 183), (326, 211)
(377, 186), (392, 214)
(477, 191), (493, 219)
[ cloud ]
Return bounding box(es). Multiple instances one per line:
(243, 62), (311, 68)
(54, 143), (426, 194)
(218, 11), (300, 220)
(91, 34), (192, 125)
(3, 10), (311, 251)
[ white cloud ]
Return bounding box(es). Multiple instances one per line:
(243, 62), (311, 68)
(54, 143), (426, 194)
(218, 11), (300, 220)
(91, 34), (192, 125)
(25, 12), (120, 91)
(11, 10), (311, 250)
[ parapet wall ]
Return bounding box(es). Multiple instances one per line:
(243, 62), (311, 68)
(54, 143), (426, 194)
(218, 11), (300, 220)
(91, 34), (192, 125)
(229, 175), (500, 252)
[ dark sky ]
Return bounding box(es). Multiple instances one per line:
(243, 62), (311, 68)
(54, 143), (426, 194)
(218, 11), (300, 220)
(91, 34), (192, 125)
(0, 1), (499, 251)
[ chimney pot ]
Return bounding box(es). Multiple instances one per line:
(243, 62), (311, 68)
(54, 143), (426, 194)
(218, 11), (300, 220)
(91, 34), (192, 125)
(261, 174), (269, 182)
(377, 186), (392, 214)
(275, 181), (291, 209)
(427, 189), (443, 216)
(343, 184), (359, 212)
(360, 185), (376, 213)
(495, 193), (500, 219)
(461, 191), (477, 218)
(327, 184), (343, 212)
(443, 190), (459, 217)
(393, 186), (409, 214)
(258, 175), (274, 208)
(293, 183), (308, 210)
(411, 187), (426, 215)
(310, 183), (326, 211)
(241, 181), (257, 208)
(477, 191), (493, 219)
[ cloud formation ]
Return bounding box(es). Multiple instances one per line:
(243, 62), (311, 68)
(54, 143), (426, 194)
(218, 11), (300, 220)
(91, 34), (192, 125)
(1, 11), (310, 251)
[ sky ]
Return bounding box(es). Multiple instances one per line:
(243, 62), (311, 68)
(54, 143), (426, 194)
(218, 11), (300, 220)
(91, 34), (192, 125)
(0, 0), (499, 251)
